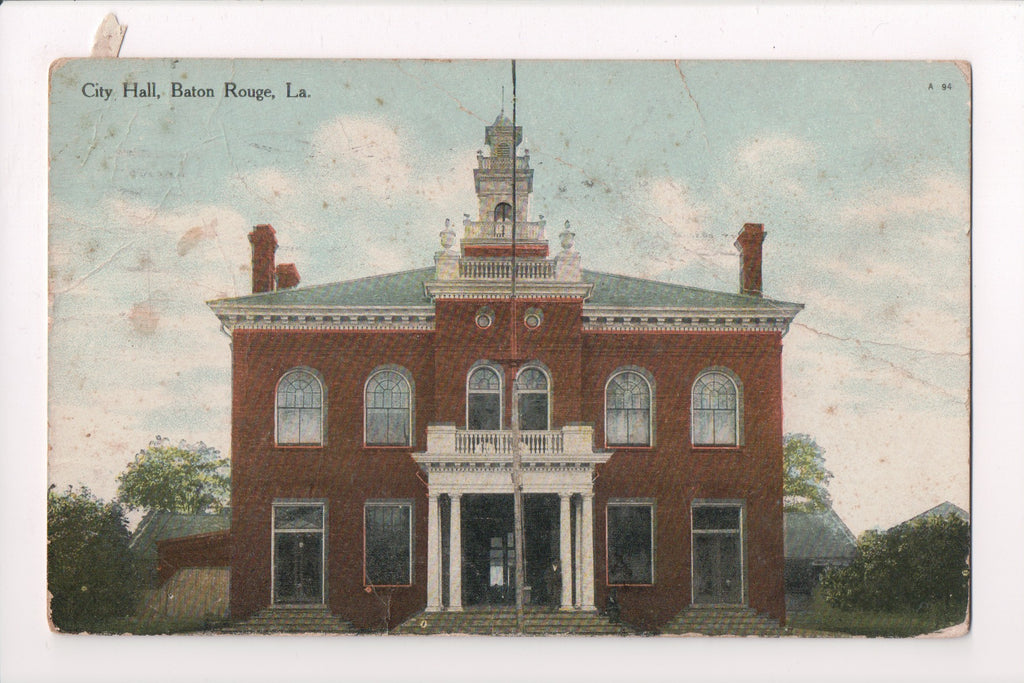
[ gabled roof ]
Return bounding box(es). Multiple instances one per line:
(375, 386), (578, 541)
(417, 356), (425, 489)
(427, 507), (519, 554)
(130, 510), (232, 563)
(208, 266), (801, 312)
(209, 267), (435, 309)
(583, 270), (800, 311)
(893, 501), (970, 530)
(784, 508), (857, 561)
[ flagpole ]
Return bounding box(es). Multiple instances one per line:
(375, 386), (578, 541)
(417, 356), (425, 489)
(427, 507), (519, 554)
(509, 59), (526, 633)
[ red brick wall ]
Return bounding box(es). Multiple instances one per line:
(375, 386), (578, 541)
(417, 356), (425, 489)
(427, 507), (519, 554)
(227, 301), (787, 630)
(229, 328), (435, 629)
(157, 530), (231, 585)
(581, 331), (786, 629)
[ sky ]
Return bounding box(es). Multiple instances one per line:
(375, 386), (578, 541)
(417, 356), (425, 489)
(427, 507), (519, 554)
(47, 58), (970, 535)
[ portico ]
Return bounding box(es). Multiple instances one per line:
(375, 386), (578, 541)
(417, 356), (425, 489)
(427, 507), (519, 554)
(413, 425), (610, 612)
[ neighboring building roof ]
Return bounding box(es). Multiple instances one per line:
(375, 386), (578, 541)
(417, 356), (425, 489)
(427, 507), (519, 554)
(892, 501), (970, 530)
(209, 266), (801, 313)
(130, 510), (232, 563)
(784, 508), (857, 562)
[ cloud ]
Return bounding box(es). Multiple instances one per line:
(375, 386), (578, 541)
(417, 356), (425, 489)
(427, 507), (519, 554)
(839, 171), (969, 225)
(310, 117), (411, 201)
(733, 134), (818, 197)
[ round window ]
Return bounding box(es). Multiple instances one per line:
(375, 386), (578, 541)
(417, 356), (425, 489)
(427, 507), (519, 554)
(475, 307), (494, 329)
(524, 307), (543, 329)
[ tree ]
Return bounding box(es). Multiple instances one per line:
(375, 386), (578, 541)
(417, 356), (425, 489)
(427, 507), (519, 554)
(819, 514), (969, 618)
(117, 436), (230, 514)
(783, 433), (833, 512)
(48, 486), (142, 632)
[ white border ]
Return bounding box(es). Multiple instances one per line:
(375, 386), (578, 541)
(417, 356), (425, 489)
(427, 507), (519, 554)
(4, 2), (1023, 682)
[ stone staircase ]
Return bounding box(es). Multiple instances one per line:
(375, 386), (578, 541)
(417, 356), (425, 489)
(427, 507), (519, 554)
(660, 605), (782, 636)
(221, 606), (357, 634)
(392, 606), (635, 636)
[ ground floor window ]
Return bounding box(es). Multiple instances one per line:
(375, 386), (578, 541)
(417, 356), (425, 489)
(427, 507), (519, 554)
(273, 502), (325, 604)
(606, 500), (654, 585)
(364, 501), (413, 586)
(691, 502), (744, 604)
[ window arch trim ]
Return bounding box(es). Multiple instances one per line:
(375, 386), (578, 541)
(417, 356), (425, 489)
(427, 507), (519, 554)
(466, 362), (504, 431)
(515, 362), (552, 432)
(364, 365), (415, 448)
(691, 367), (744, 447)
(275, 367), (326, 447)
(604, 366), (655, 448)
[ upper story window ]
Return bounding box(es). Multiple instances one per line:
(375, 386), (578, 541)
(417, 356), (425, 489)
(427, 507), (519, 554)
(276, 368), (324, 446)
(365, 368), (413, 446)
(691, 369), (741, 447)
(467, 365), (502, 430)
(606, 369), (653, 447)
(494, 202), (512, 222)
(515, 365), (550, 431)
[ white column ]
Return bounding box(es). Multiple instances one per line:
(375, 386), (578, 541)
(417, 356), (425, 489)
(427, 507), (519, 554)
(426, 493), (442, 612)
(574, 495), (583, 608)
(580, 492), (596, 610)
(448, 493), (463, 611)
(559, 493), (574, 609)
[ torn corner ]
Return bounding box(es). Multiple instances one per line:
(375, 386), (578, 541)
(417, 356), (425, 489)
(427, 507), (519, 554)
(91, 13), (126, 59)
(953, 61), (971, 88)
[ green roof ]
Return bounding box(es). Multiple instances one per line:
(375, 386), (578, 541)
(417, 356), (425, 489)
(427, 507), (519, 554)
(210, 266), (801, 311)
(130, 510), (232, 562)
(583, 270), (798, 310)
(210, 267), (435, 308)
(784, 509), (857, 561)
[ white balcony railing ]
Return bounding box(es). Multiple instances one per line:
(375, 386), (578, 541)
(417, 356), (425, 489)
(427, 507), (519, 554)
(458, 258), (556, 281)
(455, 429), (563, 454)
(424, 424), (597, 457)
(463, 220), (545, 241)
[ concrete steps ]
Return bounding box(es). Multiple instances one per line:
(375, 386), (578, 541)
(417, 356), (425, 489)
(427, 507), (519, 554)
(660, 605), (782, 636)
(392, 606), (635, 636)
(221, 606), (357, 634)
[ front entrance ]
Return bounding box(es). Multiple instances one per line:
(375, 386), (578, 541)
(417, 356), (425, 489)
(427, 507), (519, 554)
(461, 494), (560, 607)
(691, 504), (744, 605)
(272, 503), (326, 604)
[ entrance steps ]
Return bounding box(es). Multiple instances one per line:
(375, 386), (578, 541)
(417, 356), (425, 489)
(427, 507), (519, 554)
(221, 606), (357, 634)
(660, 605), (782, 636)
(392, 606), (635, 636)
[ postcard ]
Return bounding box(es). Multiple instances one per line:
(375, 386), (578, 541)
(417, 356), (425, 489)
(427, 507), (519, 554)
(47, 58), (970, 639)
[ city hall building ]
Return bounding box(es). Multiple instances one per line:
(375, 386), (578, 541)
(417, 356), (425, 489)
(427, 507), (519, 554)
(207, 113), (802, 633)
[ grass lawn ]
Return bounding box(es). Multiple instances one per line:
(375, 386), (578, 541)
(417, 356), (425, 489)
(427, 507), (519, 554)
(786, 598), (968, 638)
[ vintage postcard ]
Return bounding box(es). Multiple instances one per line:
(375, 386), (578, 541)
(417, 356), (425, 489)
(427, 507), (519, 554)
(47, 58), (970, 638)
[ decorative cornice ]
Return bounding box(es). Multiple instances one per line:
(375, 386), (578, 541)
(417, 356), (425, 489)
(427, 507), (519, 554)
(581, 304), (803, 334)
(209, 304), (436, 332)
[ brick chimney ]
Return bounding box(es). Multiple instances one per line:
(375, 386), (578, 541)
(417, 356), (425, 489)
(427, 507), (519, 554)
(275, 263), (301, 290)
(734, 223), (765, 297)
(249, 224), (277, 293)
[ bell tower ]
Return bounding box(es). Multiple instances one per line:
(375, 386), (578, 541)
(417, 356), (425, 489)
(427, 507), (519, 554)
(462, 113), (548, 258)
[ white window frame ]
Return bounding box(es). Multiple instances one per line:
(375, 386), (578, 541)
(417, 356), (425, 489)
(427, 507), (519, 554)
(690, 499), (746, 606)
(363, 499), (415, 587)
(690, 367), (743, 447)
(275, 367), (325, 447)
(363, 366), (414, 447)
(604, 367), (655, 448)
(605, 498), (656, 587)
(466, 363), (503, 430)
(270, 500), (327, 606)
(514, 363), (552, 431)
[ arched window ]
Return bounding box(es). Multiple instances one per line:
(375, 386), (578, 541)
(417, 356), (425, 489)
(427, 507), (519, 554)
(365, 368), (412, 446)
(494, 202), (512, 222)
(467, 365), (502, 430)
(691, 370), (740, 446)
(606, 370), (653, 447)
(515, 365), (550, 431)
(277, 369), (324, 446)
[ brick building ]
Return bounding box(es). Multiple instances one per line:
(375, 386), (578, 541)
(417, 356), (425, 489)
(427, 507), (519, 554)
(208, 113), (802, 633)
